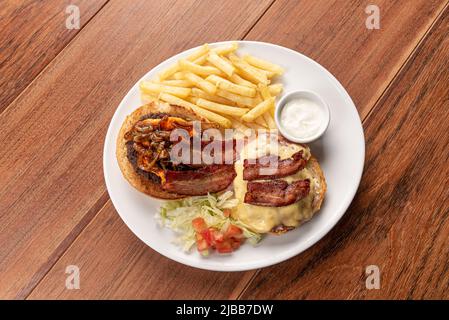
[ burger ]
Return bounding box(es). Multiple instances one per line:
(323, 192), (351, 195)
(232, 134), (326, 234)
(116, 102), (236, 199)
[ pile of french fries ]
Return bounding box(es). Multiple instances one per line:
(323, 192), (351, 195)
(140, 42), (284, 132)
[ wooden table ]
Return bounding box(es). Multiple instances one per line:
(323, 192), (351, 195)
(0, 0), (448, 300)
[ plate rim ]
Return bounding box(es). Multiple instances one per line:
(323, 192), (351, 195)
(103, 40), (365, 271)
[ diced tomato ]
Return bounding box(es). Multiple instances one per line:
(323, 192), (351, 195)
(192, 217), (207, 233)
(216, 240), (233, 253)
(223, 209), (232, 217)
(224, 224), (243, 239)
(192, 219), (245, 255)
(196, 233), (209, 252)
(211, 229), (224, 244)
(200, 228), (213, 246)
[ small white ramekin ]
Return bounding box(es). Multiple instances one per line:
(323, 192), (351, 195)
(274, 90), (330, 143)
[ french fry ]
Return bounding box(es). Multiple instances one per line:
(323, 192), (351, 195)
(186, 43), (210, 62)
(206, 75), (256, 97)
(268, 83), (283, 96)
(254, 67), (277, 78)
(171, 72), (186, 80)
(158, 63), (180, 81)
(179, 59), (222, 77)
(140, 81), (191, 98)
(229, 54), (269, 85)
(184, 72), (216, 94)
(192, 54), (208, 65)
(228, 73), (257, 88)
(262, 112), (277, 129)
(212, 42), (238, 55)
(242, 54), (284, 75)
(197, 98), (249, 116)
(141, 93), (158, 104)
(216, 89), (255, 107)
(258, 83), (271, 100)
(207, 51), (235, 77)
(186, 96), (199, 104)
(160, 79), (192, 88)
(254, 116), (268, 128)
(159, 92), (196, 110)
(191, 88), (236, 105)
(190, 105), (232, 128)
(241, 97), (275, 122)
(216, 80), (257, 97)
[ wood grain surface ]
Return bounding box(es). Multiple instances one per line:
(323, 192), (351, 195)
(0, 0), (108, 113)
(1, 0), (448, 300)
(245, 0), (447, 119)
(25, 1), (448, 299)
(240, 6), (449, 300)
(0, 0), (274, 299)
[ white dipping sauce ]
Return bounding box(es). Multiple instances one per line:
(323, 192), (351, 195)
(280, 98), (324, 138)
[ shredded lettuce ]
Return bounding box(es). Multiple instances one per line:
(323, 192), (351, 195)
(157, 191), (262, 251)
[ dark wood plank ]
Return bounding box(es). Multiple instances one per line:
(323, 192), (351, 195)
(241, 6), (449, 300)
(245, 0), (447, 118)
(0, 0), (108, 113)
(26, 1), (447, 299)
(29, 202), (252, 299)
(0, 0), (273, 299)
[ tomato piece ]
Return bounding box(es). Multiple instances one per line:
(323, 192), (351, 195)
(224, 224), (243, 239)
(196, 233), (209, 252)
(211, 229), (224, 244)
(230, 239), (241, 249)
(192, 217), (207, 233)
(200, 228), (213, 246)
(223, 209), (232, 217)
(216, 240), (233, 253)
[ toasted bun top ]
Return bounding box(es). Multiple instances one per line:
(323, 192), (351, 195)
(116, 102), (213, 199)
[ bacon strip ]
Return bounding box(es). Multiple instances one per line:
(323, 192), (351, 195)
(244, 179), (310, 207)
(162, 165), (236, 195)
(243, 151), (306, 180)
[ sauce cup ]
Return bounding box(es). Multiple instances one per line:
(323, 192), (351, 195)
(274, 90), (330, 143)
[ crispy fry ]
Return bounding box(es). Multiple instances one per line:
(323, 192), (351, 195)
(206, 74), (256, 97)
(268, 83), (283, 96)
(229, 54), (269, 85)
(243, 54), (284, 75)
(141, 93), (158, 104)
(140, 81), (191, 98)
(171, 72), (185, 80)
(212, 42), (238, 55)
(207, 51), (235, 77)
(190, 88), (236, 105)
(216, 89), (255, 107)
(197, 98), (249, 116)
(160, 79), (192, 88)
(184, 72), (216, 94)
(258, 83), (271, 100)
(158, 63), (180, 81)
(228, 73), (257, 88)
(241, 97), (275, 122)
(179, 59), (222, 77)
(186, 43), (210, 62)
(158, 92), (196, 110)
(190, 105), (232, 128)
(262, 112), (277, 129)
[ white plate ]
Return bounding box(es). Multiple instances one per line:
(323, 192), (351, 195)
(103, 41), (365, 271)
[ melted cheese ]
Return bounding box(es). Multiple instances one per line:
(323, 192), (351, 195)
(232, 137), (316, 233)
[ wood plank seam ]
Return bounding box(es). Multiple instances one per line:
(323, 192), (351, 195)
(20, 0), (279, 299)
(235, 1), (449, 300)
(22, 190), (110, 299)
(360, 1), (449, 126)
(0, 0), (111, 119)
